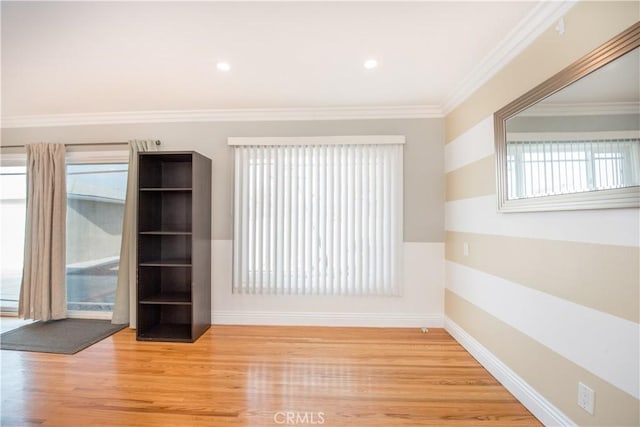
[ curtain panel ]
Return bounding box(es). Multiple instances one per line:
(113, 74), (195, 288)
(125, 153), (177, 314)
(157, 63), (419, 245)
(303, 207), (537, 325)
(112, 140), (158, 326)
(19, 143), (67, 321)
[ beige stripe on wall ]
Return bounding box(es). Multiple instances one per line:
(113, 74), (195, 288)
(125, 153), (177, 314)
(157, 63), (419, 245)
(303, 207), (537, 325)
(446, 231), (640, 323)
(446, 290), (640, 426)
(445, 155), (495, 201)
(445, 1), (640, 143)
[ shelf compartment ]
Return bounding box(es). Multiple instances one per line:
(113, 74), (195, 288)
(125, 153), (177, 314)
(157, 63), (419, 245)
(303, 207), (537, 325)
(139, 154), (192, 189)
(139, 292), (191, 305)
(138, 234), (191, 265)
(139, 191), (192, 233)
(137, 324), (192, 342)
(138, 265), (191, 301)
(137, 304), (192, 342)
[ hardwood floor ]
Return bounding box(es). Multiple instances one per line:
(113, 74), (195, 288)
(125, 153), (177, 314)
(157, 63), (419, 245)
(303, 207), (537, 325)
(1, 325), (541, 426)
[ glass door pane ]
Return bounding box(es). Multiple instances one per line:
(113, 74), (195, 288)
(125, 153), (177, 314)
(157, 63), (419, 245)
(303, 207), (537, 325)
(66, 163), (127, 312)
(0, 166), (27, 311)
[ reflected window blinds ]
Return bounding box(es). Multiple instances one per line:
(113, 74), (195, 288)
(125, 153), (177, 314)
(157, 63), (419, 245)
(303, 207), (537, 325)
(506, 137), (640, 199)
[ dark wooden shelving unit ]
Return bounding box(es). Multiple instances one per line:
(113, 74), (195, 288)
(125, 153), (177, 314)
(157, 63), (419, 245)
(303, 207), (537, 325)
(136, 151), (211, 343)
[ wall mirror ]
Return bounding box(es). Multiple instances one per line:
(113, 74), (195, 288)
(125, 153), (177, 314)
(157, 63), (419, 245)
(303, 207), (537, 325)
(494, 22), (639, 212)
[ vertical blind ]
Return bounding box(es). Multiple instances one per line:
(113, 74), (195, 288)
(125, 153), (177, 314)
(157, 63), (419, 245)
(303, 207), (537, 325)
(506, 137), (640, 199)
(231, 139), (403, 296)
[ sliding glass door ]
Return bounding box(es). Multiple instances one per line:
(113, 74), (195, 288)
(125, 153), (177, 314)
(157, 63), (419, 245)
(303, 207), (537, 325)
(0, 154), (128, 316)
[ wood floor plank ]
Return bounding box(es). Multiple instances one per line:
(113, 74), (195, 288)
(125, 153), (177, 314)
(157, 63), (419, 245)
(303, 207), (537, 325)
(1, 325), (541, 426)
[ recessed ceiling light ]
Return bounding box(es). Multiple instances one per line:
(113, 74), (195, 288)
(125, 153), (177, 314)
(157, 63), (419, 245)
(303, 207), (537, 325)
(217, 62), (231, 72)
(363, 59), (378, 70)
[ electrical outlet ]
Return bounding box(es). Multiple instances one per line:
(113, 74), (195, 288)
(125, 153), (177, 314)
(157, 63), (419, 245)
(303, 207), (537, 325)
(463, 242), (470, 257)
(578, 382), (595, 415)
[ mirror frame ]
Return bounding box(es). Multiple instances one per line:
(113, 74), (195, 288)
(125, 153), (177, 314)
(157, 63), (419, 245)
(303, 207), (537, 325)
(494, 22), (640, 212)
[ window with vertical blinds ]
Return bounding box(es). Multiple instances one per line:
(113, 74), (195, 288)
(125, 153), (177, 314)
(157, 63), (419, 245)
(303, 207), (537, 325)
(229, 136), (404, 296)
(506, 136), (640, 199)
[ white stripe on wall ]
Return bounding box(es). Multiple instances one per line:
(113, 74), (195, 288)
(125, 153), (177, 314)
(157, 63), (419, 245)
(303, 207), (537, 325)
(445, 194), (640, 247)
(444, 115), (495, 173)
(446, 261), (640, 399)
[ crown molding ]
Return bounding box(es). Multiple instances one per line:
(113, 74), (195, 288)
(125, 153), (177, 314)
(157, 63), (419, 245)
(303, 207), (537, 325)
(0, 1), (580, 128)
(519, 101), (640, 117)
(0, 105), (443, 128)
(442, 0), (578, 115)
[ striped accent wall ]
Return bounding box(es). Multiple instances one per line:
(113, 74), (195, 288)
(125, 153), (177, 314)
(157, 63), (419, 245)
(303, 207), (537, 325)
(444, 2), (640, 426)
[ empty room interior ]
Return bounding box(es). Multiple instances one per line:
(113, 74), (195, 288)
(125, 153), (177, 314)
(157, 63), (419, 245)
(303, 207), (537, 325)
(0, 1), (638, 426)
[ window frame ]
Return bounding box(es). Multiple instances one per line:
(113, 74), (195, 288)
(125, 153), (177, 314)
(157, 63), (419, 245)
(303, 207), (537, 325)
(0, 159), (27, 314)
(65, 149), (128, 319)
(228, 135), (405, 296)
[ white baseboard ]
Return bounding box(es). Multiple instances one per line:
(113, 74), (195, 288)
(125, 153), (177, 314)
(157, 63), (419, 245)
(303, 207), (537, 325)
(213, 311), (443, 328)
(444, 316), (574, 427)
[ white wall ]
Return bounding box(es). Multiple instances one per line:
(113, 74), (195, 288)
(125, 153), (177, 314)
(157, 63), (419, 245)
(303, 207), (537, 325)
(2, 117), (446, 327)
(213, 240), (443, 326)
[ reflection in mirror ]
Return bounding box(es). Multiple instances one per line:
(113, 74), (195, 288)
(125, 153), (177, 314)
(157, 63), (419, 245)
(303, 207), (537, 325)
(505, 47), (639, 200)
(494, 22), (640, 212)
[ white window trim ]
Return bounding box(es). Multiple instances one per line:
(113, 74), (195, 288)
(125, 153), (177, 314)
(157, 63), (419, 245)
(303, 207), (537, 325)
(507, 130), (640, 142)
(0, 153), (26, 167)
(228, 135), (405, 146)
(1, 149), (129, 166)
(66, 149), (128, 164)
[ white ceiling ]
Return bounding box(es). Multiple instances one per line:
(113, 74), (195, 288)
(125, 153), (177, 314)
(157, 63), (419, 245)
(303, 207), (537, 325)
(1, 1), (546, 118)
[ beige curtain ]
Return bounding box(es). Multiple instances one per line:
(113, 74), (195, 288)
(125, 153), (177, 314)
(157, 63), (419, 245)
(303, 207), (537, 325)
(19, 143), (67, 321)
(112, 140), (158, 326)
